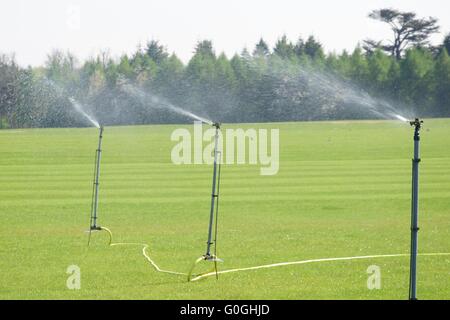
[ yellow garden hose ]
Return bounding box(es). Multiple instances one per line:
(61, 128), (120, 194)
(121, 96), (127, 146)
(100, 226), (113, 245)
(89, 226), (187, 277)
(87, 229), (450, 283)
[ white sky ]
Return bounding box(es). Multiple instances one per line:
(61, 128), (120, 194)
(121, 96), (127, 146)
(1, 0), (449, 67)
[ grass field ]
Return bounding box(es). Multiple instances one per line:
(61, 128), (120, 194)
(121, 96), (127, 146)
(0, 119), (449, 300)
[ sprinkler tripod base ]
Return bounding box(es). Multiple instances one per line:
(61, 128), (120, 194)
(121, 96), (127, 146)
(87, 226), (113, 246)
(204, 254), (223, 262)
(187, 254), (223, 282)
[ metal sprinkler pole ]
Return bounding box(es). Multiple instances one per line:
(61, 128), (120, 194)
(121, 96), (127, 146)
(205, 122), (221, 259)
(90, 125), (104, 230)
(409, 118), (423, 300)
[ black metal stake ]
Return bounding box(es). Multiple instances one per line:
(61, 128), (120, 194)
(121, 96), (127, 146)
(205, 122), (221, 260)
(409, 118), (422, 300)
(90, 126), (104, 231)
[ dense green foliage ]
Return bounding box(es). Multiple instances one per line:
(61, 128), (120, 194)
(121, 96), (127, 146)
(1, 120), (449, 299)
(1, 35), (449, 128)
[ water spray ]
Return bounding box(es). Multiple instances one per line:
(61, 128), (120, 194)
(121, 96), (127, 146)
(68, 97), (100, 128)
(118, 81), (214, 125)
(188, 122), (223, 281)
(409, 118), (423, 300)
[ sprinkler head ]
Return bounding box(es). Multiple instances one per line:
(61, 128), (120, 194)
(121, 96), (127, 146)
(409, 118), (423, 129)
(410, 118), (423, 140)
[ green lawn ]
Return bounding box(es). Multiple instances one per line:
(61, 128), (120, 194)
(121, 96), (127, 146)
(0, 119), (449, 299)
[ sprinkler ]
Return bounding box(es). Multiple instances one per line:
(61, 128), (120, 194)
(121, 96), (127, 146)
(87, 126), (111, 245)
(205, 122), (222, 259)
(188, 122), (223, 281)
(409, 118), (423, 300)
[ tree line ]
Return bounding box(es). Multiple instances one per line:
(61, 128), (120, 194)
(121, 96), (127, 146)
(1, 8), (449, 128)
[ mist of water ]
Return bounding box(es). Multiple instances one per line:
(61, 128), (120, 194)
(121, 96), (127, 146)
(38, 62), (413, 128)
(68, 98), (100, 128)
(394, 114), (409, 122)
(42, 78), (101, 128)
(302, 69), (412, 122)
(121, 83), (214, 125)
(250, 60), (413, 123)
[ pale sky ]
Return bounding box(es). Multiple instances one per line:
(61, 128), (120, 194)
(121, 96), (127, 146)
(1, 0), (449, 67)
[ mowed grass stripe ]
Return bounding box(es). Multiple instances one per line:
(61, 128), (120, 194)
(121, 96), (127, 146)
(0, 119), (449, 299)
